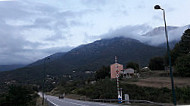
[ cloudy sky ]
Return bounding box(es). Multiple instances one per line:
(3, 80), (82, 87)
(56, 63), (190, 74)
(0, 0), (190, 65)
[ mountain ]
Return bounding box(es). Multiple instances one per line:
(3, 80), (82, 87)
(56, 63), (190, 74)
(142, 26), (178, 37)
(141, 25), (190, 47)
(0, 64), (26, 72)
(0, 37), (166, 84)
(28, 52), (66, 67)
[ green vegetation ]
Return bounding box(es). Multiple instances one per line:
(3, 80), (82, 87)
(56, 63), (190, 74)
(75, 79), (172, 102)
(176, 86), (190, 103)
(121, 84), (171, 103)
(76, 78), (117, 99)
(0, 85), (38, 106)
(53, 77), (190, 103)
(126, 62), (139, 71)
(50, 61), (190, 104)
(170, 29), (190, 77)
(170, 29), (190, 65)
(95, 66), (110, 80)
(51, 79), (86, 95)
(175, 54), (190, 77)
(148, 57), (164, 70)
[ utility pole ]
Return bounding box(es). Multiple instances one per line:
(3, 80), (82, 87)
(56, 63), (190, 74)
(115, 56), (122, 103)
(154, 5), (176, 105)
(42, 57), (50, 105)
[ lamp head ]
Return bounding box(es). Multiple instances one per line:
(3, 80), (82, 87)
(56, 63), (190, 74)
(154, 5), (161, 10)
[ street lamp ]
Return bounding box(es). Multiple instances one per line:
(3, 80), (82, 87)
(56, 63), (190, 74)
(154, 5), (177, 105)
(42, 57), (50, 105)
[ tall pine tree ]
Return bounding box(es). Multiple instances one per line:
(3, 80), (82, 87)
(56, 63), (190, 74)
(171, 29), (190, 76)
(170, 29), (190, 65)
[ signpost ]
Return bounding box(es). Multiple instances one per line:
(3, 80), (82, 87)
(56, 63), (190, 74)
(125, 94), (130, 104)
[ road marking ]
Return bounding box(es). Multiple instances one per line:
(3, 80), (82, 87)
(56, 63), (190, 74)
(47, 96), (88, 106)
(63, 99), (118, 106)
(46, 95), (118, 106)
(57, 99), (89, 106)
(46, 98), (59, 106)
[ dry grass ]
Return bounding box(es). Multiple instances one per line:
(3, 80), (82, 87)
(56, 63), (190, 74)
(122, 71), (190, 89)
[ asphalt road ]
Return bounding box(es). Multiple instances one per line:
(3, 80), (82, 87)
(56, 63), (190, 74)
(45, 95), (119, 106)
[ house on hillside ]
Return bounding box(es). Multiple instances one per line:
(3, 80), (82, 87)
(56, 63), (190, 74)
(110, 57), (139, 79)
(121, 68), (135, 78)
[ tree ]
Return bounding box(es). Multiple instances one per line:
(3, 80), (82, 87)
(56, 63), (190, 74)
(149, 57), (164, 70)
(1, 85), (38, 106)
(175, 54), (190, 77)
(169, 29), (190, 65)
(167, 29), (190, 77)
(95, 66), (110, 80)
(126, 62), (139, 71)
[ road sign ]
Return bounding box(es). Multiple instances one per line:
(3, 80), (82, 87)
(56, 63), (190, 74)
(125, 94), (130, 104)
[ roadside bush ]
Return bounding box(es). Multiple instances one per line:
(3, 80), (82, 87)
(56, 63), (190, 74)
(175, 54), (190, 77)
(176, 86), (190, 103)
(0, 85), (38, 106)
(121, 84), (171, 103)
(76, 78), (117, 99)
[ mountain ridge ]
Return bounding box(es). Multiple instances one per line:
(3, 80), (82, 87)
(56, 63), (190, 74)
(0, 64), (26, 72)
(0, 37), (166, 84)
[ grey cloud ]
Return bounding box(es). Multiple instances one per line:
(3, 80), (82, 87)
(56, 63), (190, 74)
(101, 25), (152, 40)
(22, 18), (53, 29)
(0, 17), (71, 65)
(21, 0), (58, 14)
(152, 15), (163, 21)
(0, 20), (42, 64)
(69, 20), (84, 26)
(0, 0), (104, 65)
(137, 1), (145, 9)
(145, 26), (188, 46)
(81, 0), (107, 6)
(45, 30), (66, 41)
(40, 46), (73, 54)
(56, 9), (99, 19)
(0, 1), (32, 20)
(82, 33), (100, 44)
(99, 24), (187, 46)
(0, 54), (31, 65)
(111, 9), (128, 17)
(137, 4), (145, 9)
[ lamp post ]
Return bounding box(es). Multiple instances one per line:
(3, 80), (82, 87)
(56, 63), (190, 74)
(42, 57), (50, 105)
(154, 5), (176, 105)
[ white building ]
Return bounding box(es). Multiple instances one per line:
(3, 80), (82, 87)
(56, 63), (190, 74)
(121, 68), (135, 78)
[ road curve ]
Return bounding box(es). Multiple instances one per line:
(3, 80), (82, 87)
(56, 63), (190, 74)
(45, 95), (120, 106)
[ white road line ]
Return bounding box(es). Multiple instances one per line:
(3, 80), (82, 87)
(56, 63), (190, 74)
(64, 98), (118, 106)
(47, 96), (89, 106)
(46, 96), (118, 106)
(46, 98), (59, 106)
(95, 103), (116, 106)
(64, 98), (117, 106)
(58, 99), (89, 106)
